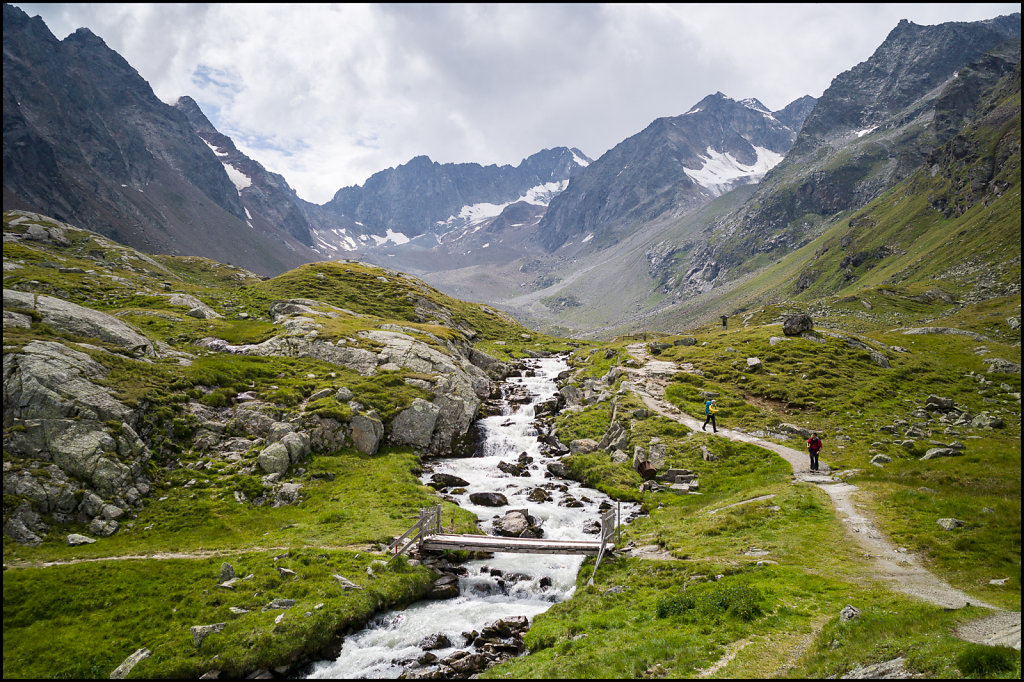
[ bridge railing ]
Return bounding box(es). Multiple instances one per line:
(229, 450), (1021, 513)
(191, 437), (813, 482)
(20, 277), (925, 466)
(588, 506), (618, 585)
(387, 504), (441, 561)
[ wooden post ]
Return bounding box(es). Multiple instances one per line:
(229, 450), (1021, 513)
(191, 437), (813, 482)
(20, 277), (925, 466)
(617, 500), (621, 545)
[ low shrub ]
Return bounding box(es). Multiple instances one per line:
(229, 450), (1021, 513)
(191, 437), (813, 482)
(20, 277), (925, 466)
(955, 644), (1017, 677)
(656, 581), (764, 622)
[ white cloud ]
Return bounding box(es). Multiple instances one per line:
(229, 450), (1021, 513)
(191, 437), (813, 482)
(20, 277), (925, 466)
(13, 3), (1021, 203)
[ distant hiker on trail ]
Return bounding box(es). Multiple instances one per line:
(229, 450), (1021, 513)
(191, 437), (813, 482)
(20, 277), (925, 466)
(807, 433), (822, 472)
(702, 399), (718, 433)
(721, 315), (728, 330)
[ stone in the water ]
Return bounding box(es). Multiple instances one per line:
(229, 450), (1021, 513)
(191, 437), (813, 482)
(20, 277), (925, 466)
(469, 491), (508, 507)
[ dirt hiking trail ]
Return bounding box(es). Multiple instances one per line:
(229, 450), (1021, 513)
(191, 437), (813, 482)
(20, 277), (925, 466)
(623, 343), (1021, 651)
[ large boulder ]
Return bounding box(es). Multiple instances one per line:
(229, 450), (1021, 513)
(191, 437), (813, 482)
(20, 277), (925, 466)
(257, 442), (291, 475)
(278, 431), (311, 464)
(782, 314), (814, 336)
(428, 473), (471, 490)
(390, 398), (441, 450)
(468, 347), (509, 381)
(349, 413), (384, 455)
(492, 509), (542, 537)
(569, 439), (599, 455)
(470, 492), (509, 507)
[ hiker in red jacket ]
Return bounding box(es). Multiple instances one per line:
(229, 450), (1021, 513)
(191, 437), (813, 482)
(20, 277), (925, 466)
(806, 433), (822, 472)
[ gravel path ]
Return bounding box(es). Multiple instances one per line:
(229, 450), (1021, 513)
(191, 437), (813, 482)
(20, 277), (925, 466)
(623, 343), (1020, 649)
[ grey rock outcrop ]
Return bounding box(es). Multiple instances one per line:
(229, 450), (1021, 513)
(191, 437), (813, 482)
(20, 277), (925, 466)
(191, 623), (226, 648)
(920, 447), (960, 461)
(201, 310), (497, 456)
(4, 289), (155, 356)
(3, 340), (152, 543)
(110, 647), (152, 679)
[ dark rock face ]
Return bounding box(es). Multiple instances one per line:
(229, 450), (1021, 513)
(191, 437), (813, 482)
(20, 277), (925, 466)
(538, 92), (813, 251)
(2, 4), (318, 276)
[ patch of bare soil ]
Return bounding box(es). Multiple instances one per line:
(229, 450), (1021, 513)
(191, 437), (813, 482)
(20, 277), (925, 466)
(954, 611), (1022, 649)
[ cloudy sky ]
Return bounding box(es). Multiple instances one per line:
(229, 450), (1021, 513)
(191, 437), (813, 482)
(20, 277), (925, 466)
(14, 3), (1020, 204)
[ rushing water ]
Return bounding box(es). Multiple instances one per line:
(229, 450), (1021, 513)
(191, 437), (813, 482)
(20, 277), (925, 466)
(308, 356), (634, 679)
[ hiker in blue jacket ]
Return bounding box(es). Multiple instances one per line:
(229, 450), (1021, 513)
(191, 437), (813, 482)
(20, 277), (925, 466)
(702, 399), (718, 433)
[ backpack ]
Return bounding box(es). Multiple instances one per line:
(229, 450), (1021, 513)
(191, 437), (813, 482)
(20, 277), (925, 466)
(705, 400), (713, 415)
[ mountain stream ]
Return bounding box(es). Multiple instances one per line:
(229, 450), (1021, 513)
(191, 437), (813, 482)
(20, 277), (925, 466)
(308, 356), (636, 678)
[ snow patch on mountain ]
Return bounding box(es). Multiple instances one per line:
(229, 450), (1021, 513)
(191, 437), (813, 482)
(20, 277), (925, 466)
(203, 139), (229, 157)
(314, 227), (359, 252)
(222, 163), (251, 192)
(739, 97), (771, 114)
(683, 145), (783, 197)
(436, 179), (569, 232)
(370, 229), (411, 246)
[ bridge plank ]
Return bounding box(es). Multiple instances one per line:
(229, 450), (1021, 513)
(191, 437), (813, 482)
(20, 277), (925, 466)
(421, 533), (612, 555)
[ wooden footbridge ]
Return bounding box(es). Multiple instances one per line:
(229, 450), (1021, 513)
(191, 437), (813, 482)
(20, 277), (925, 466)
(388, 504), (621, 583)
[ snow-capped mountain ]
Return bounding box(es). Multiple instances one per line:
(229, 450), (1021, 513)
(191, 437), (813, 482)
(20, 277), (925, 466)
(307, 147), (591, 259)
(536, 92), (815, 251)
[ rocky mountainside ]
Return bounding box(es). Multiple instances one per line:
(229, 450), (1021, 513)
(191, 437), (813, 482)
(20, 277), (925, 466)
(536, 92), (815, 252)
(173, 96), (317, 248)
(1, 4), (319, 277)
(671, 14), (1022, 296)
(634, 57), (1021, 336)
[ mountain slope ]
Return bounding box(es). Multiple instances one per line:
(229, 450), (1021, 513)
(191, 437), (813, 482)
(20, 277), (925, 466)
(173, 96), (317, 248)
(312, 147), (591, 256)
(2, 4), (319, 276)
(638, 58), (1021, 335)
(676, 15), (1021, 294)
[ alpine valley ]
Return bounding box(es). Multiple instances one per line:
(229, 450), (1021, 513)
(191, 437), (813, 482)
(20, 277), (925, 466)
(2, 4), (1021, 681)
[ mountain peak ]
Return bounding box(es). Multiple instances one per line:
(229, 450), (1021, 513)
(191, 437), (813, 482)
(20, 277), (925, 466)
(739, 97), (771, 114)
(174, 96), (217, 134)
(66, 26), (106, 46)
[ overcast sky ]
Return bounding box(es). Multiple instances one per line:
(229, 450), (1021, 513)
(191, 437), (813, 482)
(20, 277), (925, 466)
(14, 3), (1020, 204)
